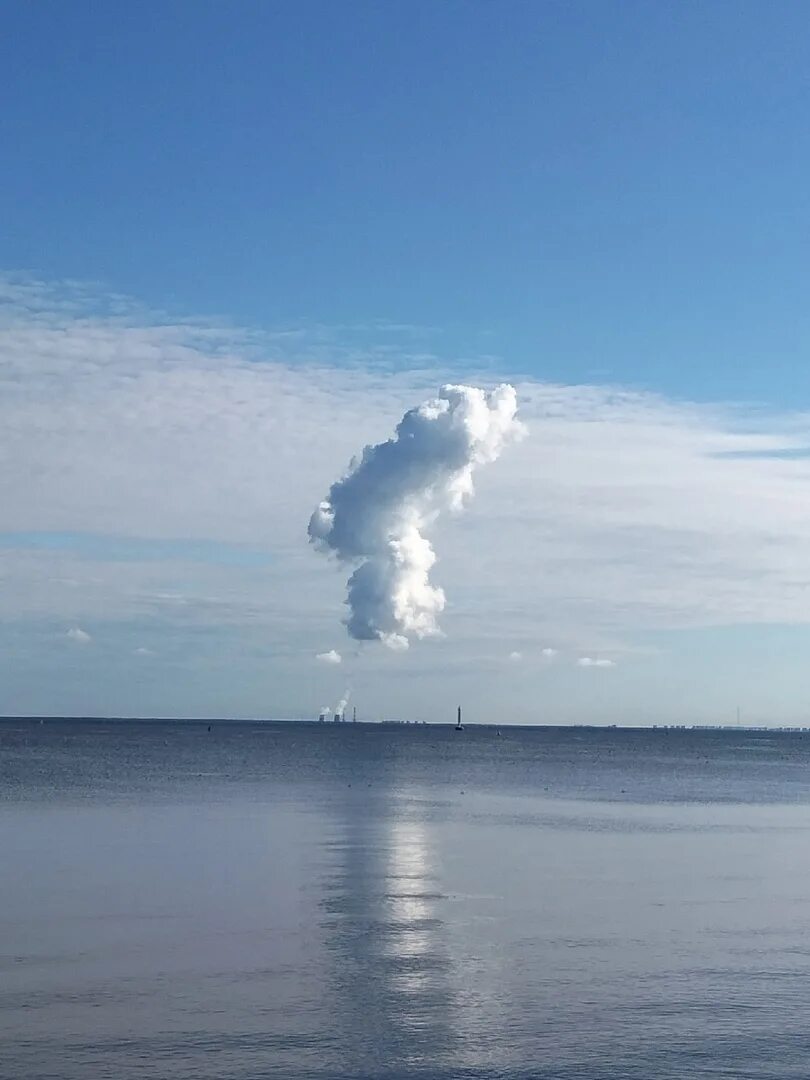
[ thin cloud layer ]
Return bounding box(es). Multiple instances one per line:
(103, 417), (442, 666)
(5, 275), (810, 695)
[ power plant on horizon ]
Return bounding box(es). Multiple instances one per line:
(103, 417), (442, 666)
(315, 704), (454, 727)
(318, 705), (357, 723)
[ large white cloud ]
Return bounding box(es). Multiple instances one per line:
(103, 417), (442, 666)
(309, 383), (523, 649)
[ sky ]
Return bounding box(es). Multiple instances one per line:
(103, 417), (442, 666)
(2, 1), (810, 724)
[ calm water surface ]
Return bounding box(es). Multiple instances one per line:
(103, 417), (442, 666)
(3, 720), (810, 1079)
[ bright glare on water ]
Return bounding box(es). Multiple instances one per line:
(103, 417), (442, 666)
(3, 720), (810, 1079)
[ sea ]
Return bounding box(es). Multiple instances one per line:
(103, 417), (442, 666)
(3, 719), (810, 1080)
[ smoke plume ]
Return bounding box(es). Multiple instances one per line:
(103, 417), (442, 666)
(309, 383), (523, 649)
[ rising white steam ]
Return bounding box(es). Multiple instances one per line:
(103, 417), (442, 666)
(309, 384), (523, 649)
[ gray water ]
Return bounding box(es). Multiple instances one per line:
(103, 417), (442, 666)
(4, 720), (810, 1079)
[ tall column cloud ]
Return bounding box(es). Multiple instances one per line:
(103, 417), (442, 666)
(308, 383), (523, 649)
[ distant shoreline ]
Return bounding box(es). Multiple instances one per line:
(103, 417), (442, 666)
(2, 716), (809, 733)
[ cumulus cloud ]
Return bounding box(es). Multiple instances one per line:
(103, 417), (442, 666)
(577, 657), (616, 668)
(541, 647), (558, 658)
(316, 649), (342, 664)
(66, 626), (91, 644)
(308, 384), (524, 649)
(509, 651), (523, 662)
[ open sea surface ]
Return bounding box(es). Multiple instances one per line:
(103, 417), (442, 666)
(4, 719), (810, 1078)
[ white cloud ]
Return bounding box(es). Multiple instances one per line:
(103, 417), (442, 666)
(66, 626), (91, 644)
(309, 383), (523, 647)
(6, 273), (810, 703)
(541, 647), (558, 658)
(316, 649), (342, 665)
(577, 657), (616, 668)
(133, 646), (154, 656)
(508, 651), (523, 662)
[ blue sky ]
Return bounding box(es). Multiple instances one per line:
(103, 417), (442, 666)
(5, 1), (810, 400)
(3, 2), (810, 721)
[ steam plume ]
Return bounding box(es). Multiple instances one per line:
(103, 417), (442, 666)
(309, 384), (523, 649)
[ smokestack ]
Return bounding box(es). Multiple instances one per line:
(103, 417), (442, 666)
(309, 384), (523, 649)
(352, 706), (357, 723)
(458, 705), (462, 725)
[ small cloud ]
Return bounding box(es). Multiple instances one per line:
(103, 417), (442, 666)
(66, 626), (91, 644)
(577, 657), (616, 668)
(316, 649), (342, 665)
(133, 646), (154, 656)
(382, 633), (409, 652)
(508, 651), (523, 662)
(541, 647), (558, 658)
